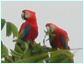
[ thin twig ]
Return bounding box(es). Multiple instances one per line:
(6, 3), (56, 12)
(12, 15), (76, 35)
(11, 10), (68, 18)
(70, 48), (83, 50)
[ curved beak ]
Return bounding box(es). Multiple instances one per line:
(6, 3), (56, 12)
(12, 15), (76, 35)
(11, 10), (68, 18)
(21, 12), (25, 19)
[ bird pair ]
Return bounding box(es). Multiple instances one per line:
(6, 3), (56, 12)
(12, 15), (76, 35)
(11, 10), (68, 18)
(18, 10), (70, 50)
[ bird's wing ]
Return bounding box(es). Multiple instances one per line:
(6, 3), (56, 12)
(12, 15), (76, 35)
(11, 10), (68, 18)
(19, 24), (32, 39)
(60, 36), (68, 49)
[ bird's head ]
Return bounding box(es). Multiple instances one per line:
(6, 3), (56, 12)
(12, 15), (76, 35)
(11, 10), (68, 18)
(21, 10), (35, 20)
(46, 23), (56, 32)
(45, 23), (56, 36)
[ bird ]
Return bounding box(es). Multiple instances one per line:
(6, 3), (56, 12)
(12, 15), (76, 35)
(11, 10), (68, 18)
(45, 23), (70, 50)
(17, 10), (38, 50)
(19, 10), (38, 42)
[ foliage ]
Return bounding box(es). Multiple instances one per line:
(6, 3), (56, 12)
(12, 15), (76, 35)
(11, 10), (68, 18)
(6, 22), (18, 37)
(1, 41), (8, 58)
(1, 19), (6, 30)
(2, 42), (74, 63)
(1, 18), (18, 37)
(45, 50), (74, 63)
(1, 19), (74, 63)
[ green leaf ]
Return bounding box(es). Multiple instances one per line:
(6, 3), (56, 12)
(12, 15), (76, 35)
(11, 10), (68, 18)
(6, 22), (12, 37)
(2, 56), (14, 63)
(14, 40), (31, 58)
(15, 52), (48, 63)
(23, 42), (29, 54)
(14, 43), (24, 54)
(10, 49), (23, 60)
(11, 23), (18, 38)
(14, 39), (29, 52)
(6, 22), (18, 37)
(1, 41), (8, 58)
(1, 19), (6, 30)
(45, 49), (74, 63)
(11, 49), (23, 57)
(31, 43), (49, 55)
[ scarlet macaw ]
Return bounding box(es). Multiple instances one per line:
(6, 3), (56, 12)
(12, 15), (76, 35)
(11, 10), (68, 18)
(45, 23), (70, 50)
(19, 10), (38, 43)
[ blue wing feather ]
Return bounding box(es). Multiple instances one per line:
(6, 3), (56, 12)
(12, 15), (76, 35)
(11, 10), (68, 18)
(22, 24), (31, 39)
(60, 36), (68, 48)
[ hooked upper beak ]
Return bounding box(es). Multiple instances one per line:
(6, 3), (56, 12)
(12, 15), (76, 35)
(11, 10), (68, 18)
(21, 12), (25, 19)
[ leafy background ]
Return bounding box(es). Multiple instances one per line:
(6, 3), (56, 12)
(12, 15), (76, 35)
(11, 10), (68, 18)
(1, 19), (74, 63)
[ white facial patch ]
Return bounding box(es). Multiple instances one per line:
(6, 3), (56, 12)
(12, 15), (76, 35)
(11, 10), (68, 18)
(25, 12), (31, 19)
(25, 14), (29, 18)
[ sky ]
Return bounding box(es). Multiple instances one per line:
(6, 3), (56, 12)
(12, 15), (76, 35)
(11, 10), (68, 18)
(1, 1), (83, 63)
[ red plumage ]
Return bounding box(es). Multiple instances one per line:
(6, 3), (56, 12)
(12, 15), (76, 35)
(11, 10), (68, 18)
(46, 23), (70, 49)
(19, 10), (38, 42)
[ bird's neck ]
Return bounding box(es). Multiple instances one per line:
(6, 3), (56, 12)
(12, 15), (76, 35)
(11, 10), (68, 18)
(26, 16), (38, 28)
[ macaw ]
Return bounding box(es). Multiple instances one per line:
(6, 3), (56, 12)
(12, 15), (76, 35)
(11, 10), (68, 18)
(19, 10), (38, 43)
(45, 23), (70, 50)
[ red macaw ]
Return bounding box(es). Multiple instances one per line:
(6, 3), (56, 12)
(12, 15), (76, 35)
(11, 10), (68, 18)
(19, 10), (38, 42)
(46, 23), (70, 49)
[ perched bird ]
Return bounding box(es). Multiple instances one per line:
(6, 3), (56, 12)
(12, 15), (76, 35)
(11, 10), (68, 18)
(19, 10), (38, 42)
(45, 23), (70, 50)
